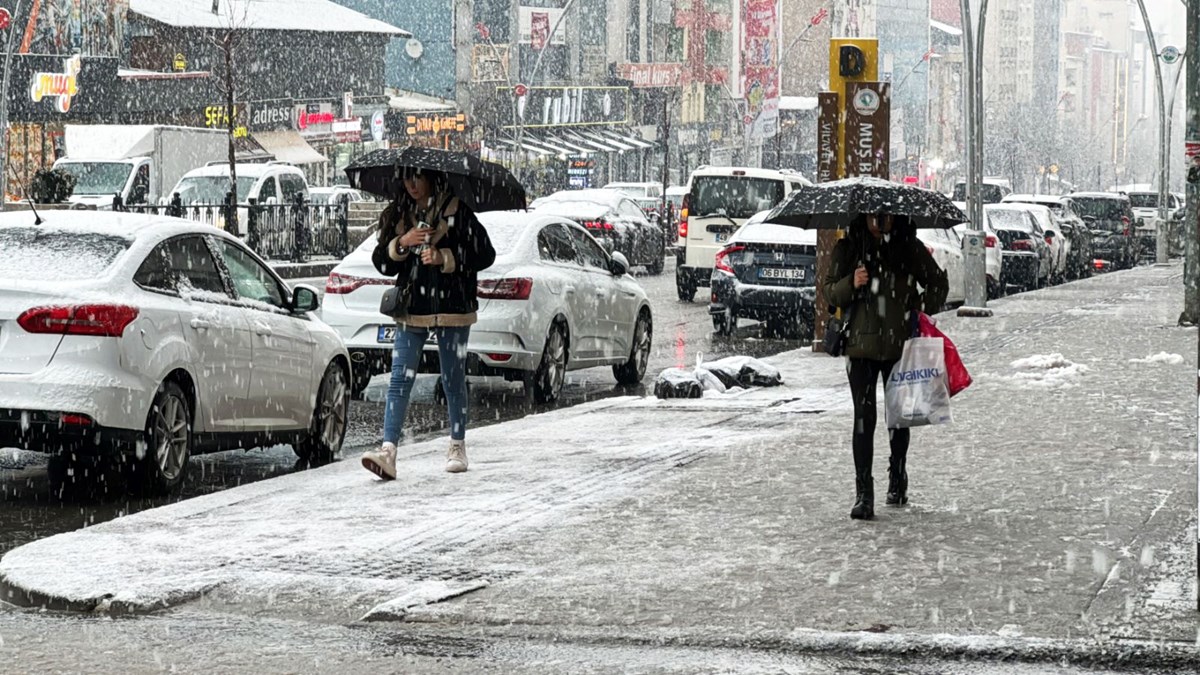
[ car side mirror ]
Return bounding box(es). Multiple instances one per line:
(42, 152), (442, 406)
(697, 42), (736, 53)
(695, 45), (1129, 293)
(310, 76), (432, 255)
(1045, 230), (1055, 239)
(609, 251), (630, 276)
(292, 284), (321, 313)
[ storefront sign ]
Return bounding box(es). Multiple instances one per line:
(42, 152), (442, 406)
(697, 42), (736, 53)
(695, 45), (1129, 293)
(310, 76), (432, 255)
(471, 44), (510, 83)
(30, 55), (80, 113)
(295, 102), (335, 135)
(371, 110), (386, 142)
(530, 12), (550, 51)
(617, 63), (684, 88)
(844, 82), (890, 178)
(250, 101), (293, 131)
(406, 112), (467, 136)
(567, 157), (595, 188)
(332, 118), (364, 143)
(816, 92), (839, 183)
(204, 104), (248, 138)
(496, 86), (628, 128)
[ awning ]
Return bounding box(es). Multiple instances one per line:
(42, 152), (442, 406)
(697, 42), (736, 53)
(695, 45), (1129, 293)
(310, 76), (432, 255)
(492, 136), (555, 156)
(593, 130), (637, 151)
(253, 130), (328, 165)
(573, 130), (624, 152)
(597, 129), (654, 150)
(566, 131), (620, 153)
(234, 134), (274, 163)
(534, 132), (592, 156)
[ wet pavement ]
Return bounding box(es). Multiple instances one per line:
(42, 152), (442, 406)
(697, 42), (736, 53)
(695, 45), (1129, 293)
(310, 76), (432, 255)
(0, 258), (806, 560)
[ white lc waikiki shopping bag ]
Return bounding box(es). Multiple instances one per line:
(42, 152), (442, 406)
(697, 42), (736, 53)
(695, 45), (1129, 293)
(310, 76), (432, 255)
(885, 337), (953, 429)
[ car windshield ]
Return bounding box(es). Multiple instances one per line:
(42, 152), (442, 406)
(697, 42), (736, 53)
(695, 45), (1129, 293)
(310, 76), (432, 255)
(988, 209), (1033, 232)
(692, 176), (785, 220)
(57, 162), (133, 196)
(1072, 197), (1128, 228)
(0, 228), (131, 281)
(173, 176), (258, 205)
(1128, 194), (1157, 209)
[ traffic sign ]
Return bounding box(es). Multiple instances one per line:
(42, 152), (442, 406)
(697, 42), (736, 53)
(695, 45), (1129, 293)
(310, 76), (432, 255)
(514, 83), (528, 97)
(1161, 45), (1182, 65)
(0, 9), (11, 31)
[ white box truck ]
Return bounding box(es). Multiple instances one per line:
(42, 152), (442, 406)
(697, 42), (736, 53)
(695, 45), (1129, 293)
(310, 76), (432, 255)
(53, 125), (228, 208)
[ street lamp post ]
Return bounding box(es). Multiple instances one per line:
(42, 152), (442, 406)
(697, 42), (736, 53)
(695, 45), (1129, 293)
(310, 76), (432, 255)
(957, 0), (992, 315)
(1133, 0), (1174, 265)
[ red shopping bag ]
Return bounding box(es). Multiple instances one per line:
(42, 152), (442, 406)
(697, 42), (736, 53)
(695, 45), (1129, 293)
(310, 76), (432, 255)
(918, 313), (972, 397)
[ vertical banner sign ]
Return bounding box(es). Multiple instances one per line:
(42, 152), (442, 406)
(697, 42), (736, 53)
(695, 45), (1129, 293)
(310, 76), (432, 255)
(742, 0), (780, 140)
(831, 0), (877, 38)
(812, 91), (841, 347)
(530, 12), (550, 51)
(844, 81), (890, 178)
(816, 92), (840, 183)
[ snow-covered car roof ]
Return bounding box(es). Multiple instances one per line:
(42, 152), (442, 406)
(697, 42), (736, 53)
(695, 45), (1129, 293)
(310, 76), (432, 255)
(180, 163), (305, 179)
(0, 210), (217, 240)
(1004, 194), (1065, 205)
(531, 189), (629, 210)
(666, 186), (688, 196)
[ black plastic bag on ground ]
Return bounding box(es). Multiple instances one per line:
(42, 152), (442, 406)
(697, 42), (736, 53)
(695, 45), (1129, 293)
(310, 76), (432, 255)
(699, 356), (783, 388)
(654, 368), (703, 399)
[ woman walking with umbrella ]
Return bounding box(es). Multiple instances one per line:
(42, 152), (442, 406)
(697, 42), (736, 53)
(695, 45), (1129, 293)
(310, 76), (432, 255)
(349, 150), (515, 480)
(823, 213), (947, 520)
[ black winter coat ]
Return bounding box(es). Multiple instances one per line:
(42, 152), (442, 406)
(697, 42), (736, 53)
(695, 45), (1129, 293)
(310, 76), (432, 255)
(372, 194), (496, 328)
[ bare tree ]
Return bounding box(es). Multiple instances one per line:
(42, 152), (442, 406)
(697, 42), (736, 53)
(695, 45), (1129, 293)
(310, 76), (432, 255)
(208, 0), (250, 236)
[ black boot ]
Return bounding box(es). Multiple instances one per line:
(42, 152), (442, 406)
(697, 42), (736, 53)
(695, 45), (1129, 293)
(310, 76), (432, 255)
(850, 473), (875, 520)
(886, 454), (908, 506)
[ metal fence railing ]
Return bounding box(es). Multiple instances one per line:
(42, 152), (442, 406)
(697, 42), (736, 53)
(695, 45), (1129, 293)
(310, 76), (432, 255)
(115, 192), (351, 262)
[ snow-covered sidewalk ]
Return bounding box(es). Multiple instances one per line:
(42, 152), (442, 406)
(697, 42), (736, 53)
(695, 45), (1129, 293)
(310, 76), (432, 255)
(2, 263), (1197, 659)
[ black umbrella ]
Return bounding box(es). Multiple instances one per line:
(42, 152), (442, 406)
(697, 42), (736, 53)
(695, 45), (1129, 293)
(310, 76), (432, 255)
(344, 147), (527, 212)
(763, 176), (967, 230)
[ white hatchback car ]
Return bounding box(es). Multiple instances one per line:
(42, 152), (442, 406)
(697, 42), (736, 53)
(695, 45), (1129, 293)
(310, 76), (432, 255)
(0, 212), (350, 494)
(320, 211), (654, 403)
(916, 228), (966, 307)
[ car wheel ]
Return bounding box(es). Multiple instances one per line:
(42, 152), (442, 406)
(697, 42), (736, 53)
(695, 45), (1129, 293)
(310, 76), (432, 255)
(676, 267), (696, 302)
(294, 362), (349, 465)
(528, 323), (567, 403)
(712, 308), (735, 337)
(613, 310), (652, 385)
(646, 235), (665, 275)
(136, 381), (192, 496)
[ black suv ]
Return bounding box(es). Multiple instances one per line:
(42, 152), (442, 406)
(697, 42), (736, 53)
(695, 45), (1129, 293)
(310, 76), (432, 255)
(1069, 192), (1138, 270)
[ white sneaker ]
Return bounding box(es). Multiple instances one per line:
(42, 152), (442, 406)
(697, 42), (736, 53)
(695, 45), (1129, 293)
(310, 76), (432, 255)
(362, 442), (397, 480)
(445, 440), (468, 473)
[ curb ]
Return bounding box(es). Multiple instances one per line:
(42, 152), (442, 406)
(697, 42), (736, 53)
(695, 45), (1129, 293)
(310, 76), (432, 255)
(393, 622), (1200, 671)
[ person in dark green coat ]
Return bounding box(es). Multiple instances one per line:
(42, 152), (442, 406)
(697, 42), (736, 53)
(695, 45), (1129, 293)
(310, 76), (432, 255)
(823, 214), (948, 521)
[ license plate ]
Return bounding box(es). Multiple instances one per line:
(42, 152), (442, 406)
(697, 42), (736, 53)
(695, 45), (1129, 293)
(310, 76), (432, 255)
(377, 326), (396, 343)
(759, 267), (805, 280)
(715, 232), (730, 243)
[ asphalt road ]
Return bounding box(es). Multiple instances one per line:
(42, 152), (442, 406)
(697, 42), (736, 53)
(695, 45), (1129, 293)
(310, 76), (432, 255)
(0, 257), (808, 559)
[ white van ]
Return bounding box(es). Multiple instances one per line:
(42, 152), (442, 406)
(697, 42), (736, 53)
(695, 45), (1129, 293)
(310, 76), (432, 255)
(676, 166), (810, 302)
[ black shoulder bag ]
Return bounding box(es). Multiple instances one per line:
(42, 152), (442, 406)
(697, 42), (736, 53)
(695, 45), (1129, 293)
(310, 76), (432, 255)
(379, 259), (418, 319)
(822, 301), (855, 357)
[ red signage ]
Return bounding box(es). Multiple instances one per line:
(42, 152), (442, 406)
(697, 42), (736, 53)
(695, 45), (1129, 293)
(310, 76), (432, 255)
(616, 63), (684, 88)
(530, 12), (550, 51)
(0, 9), (11, 31)
(297, 111), (335, 130)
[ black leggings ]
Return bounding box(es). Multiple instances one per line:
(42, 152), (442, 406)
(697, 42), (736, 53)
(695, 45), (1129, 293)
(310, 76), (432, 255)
(847, 358), (910, 477)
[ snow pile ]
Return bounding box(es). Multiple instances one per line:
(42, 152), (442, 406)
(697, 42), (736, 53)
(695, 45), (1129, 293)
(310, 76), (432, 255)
(1129, 352), (1185, 365)
(1001, 353), (1089, 389)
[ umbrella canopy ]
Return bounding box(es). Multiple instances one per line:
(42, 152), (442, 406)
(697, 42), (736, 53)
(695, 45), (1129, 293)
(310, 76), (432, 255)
(344, 147), (527, 212)
(763, 176), (967, 230)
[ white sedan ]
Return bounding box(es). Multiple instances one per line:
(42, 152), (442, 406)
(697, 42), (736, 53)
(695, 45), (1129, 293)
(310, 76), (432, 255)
(916, 228), (966, 308)
(0, 212), (350, 494)
(320, 212), (654, 403)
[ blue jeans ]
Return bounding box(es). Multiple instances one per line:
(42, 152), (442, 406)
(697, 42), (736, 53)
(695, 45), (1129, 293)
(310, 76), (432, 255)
(382, 325), (470, 444)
